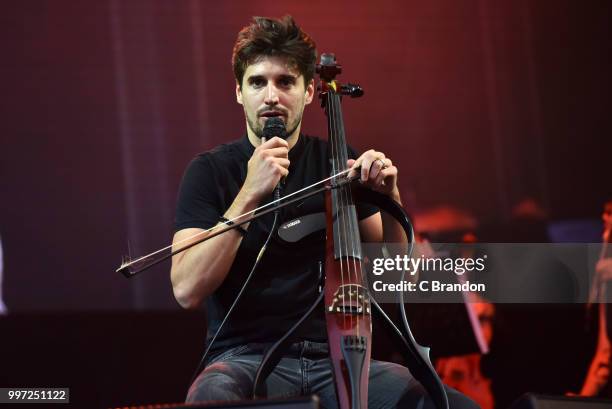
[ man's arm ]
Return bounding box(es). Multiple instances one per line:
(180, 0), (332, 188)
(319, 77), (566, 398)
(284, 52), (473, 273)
(171, 191), (257, 309)
(171, 137), (289, 309)
(359, 210), (407, 244)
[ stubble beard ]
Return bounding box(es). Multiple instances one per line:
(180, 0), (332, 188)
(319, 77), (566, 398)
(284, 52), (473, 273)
(247, 110), (303, 140)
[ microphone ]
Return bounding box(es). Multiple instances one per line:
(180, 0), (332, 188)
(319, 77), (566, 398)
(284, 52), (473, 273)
(261, 117), (287, 203)
(262, 116), (288, 141)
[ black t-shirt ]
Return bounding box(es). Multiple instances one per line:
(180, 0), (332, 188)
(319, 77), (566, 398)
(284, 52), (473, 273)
(174, 134), (378, 355)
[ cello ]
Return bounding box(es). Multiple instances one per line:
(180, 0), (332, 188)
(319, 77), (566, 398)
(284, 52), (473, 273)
(318, 52), (372, 409)
(315, 53), (449, 409)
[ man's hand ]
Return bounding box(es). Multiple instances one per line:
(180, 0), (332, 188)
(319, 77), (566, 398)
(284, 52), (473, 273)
(242, 137), (289, 202)
(347, 149), (399, 201)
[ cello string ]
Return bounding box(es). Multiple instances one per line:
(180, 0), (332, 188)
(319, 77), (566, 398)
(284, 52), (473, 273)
(329, 89), (348, 327)
(334, 91), (357, 333)
(331, 88), (355, 332)
(344, 93), (364, 329)
(330, 88), (350, 327)
(119, 168), (353, 271)
(342, 93), (366, 326)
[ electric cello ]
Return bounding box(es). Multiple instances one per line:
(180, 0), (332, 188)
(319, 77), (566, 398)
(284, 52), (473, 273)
(314, 53), (449, 409)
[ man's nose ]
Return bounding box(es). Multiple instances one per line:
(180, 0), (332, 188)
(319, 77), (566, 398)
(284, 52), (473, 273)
(263, 84), (280, 106)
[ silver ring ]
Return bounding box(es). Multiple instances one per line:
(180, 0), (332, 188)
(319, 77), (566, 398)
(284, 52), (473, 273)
(376, 158), (387, 169)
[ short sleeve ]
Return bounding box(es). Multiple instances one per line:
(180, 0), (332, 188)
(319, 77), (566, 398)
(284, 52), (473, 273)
(174, 155), (222, 232)
(346, 145), (380, 221)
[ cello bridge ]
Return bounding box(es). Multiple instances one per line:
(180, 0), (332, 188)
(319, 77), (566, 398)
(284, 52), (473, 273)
(327, 284), (371, 315)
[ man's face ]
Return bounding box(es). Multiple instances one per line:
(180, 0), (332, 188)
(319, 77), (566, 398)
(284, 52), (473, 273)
(236, 56), (314, 140)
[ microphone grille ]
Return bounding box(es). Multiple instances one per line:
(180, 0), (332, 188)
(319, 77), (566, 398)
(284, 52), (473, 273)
(262, 117), (288, 140)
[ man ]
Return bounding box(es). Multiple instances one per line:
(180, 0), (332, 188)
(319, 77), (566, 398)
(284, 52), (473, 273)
(171, 15), (478, 409)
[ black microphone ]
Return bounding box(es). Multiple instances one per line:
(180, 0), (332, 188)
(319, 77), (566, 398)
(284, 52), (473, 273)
(262, 116), (288, 141)
(261, 117), (288, 203)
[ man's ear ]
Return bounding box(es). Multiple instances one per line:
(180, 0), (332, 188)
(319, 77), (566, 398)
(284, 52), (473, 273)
(236, 82), (243, 105)
(304, 79), (315, 105)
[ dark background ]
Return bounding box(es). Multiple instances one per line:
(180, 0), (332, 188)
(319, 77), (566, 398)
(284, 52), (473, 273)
(0, 0), (610, 407)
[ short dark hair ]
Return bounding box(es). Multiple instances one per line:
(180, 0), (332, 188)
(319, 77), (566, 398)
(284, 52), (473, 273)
(232, 15), (317, 87)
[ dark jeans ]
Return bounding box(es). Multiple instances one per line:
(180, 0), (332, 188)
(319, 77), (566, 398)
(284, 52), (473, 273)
(187, 341), (479, 409)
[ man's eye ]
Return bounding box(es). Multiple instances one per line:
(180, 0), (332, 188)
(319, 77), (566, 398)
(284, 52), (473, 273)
(279, 78), (295, 87)
(251, 79), (266, 88)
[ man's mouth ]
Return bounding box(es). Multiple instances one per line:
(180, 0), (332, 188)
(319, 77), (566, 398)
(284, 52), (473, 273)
(259, 111), (285, 118)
